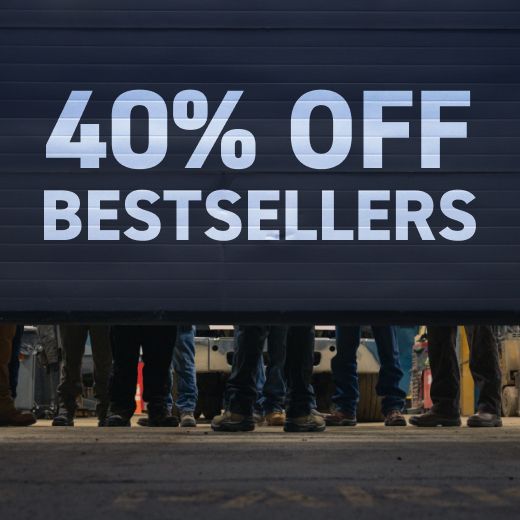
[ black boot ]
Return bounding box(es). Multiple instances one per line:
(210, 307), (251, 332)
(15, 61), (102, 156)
(105, 414), (131, 427)
(97, 402), (109, 427)
(409, 409), (461, 427)
(146, 408), (179, 427)
(52, 406), (75, 426)
(467, 410), (502, 427)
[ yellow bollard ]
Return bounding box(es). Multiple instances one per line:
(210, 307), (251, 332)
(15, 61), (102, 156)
(458, 326), (475, 416)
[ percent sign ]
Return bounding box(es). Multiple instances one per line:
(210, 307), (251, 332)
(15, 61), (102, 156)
(173, 90), (256, 170)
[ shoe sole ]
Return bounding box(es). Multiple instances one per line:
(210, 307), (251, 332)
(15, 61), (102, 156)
(0, 420), (37, 427)
(408, 417), (462, 427)
(52, 422), (74, 427)
(385, 421), (407, 427)
(180, 421), (197, 428)
(283, 423), (327, 433)
(467, 418), (503, 428)
(325, 420), (357, 427)
(211, 421), (255, 432)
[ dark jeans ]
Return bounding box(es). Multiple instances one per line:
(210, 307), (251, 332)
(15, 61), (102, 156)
(109, 325), (176, 419)
(166, 325), (198, 413)
(227, 325), (315, 418)
(427, 325), (501, 416)
(255, 325), (288, 414)
(8, 325), (23, 398)
(58, 325), (112, 419)
(332, 326), (406, 416)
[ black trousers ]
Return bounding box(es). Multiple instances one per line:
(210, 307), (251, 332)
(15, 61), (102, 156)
(227, 325), (315, 418)
(109, 325), (177, 418)
(58, 325), (112, 418)
(427, 325), (501, 416)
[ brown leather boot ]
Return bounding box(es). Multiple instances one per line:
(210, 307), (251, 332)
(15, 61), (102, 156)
(0, 408), (37, 427)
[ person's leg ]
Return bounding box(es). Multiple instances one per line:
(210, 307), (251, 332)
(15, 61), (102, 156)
(55, 325), (88, 420)
(172, 325), (198, 413)
(372, 326), (407, 426)
(428, 326), (460, 415)
(0, 324), (35, 425)
(89, 325), (112, 424)
(254, 354), (266, 417)
(212, 325), (266, 431)
(107, 326), (141, 424)
(166, 359), (174, 413)
(227, 326), (267, 416)
(140, 325), (177, 423)
(330, 326), (361, 417)
(409, 326), (461, 427)
(395, 326), (419, 395)
(466, 325), (502, 427)
(284, 326), (325, 432)
(8, 325), (23, 398)
(0, 324), (17, 412)
(263, 325), (288, 415)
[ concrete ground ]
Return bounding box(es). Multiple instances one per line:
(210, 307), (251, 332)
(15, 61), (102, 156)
(1, 417), (520, 520)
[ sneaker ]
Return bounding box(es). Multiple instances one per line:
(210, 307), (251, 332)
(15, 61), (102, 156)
(325, 410), (357, 426)
(105, 414), (131, 427)
(265, 411), (285, 426)
(409, 409), (461, 427)
(384, 409), (407, 427)
(284, 413), (326, 433)
(180, 412), (197, 428)
(211, 411), (255, 432)
(467, 411), (502, 428)
(52, 410), (75, 427)
(0, 409), (37, 427)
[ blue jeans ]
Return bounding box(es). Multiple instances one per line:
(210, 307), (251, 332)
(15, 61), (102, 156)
(395, 326), (419, 395)
(332, 326), (405, 416)
(167, 325), (197, 413)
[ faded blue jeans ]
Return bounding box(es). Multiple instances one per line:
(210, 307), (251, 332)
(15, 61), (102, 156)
(167, 325), (198, 413)
(332, 326), (406, 416)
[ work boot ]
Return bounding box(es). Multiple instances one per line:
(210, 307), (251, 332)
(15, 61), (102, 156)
(409, 409), (461, 427)
(467, 410), (503, 428)
(265, 410), (285, 426)
(97, 403), (109, 427)
(325, 410), (357, 426)
(384, 409), (407, 427)
(253, 411), (265, 425)
(0, 409), (37, 427)
(180, 411), (197, 428)
(211, 411), (255, 432)
(105, 414), (131, 427)
(52, 408), (75, 427)
(284, 413), (326, 433)
(147, 409), (179, 427)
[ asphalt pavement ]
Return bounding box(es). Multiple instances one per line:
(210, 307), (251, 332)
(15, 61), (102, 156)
(1, 417), (520, 520)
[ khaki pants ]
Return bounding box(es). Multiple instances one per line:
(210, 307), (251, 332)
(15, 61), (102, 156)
(0, 324), (17, 413)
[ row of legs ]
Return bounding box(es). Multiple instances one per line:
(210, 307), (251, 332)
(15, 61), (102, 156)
(0, 324), (502, 425)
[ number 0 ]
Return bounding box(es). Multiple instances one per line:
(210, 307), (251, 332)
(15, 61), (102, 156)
(111, 90), (168, 169)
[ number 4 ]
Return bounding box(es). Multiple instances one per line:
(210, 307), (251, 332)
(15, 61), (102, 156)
(46, 91), (106, 168)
